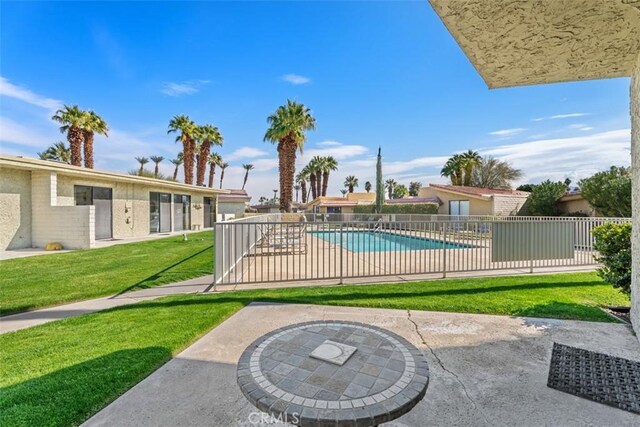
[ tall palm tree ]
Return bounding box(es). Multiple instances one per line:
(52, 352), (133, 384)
(385, 178), (397, 199)
(294, 184), (301, 202)
(264, 100), (317, 212)
(321, 156), (338, 196)
(150, 156), (164, 178)
(38, 142), (71, 163)
(344, 175), (359, 193)
(196, 124), (223, 187)
(364, 181), (372, 193)
(471, 156), (522, 189)
(219, 162), (229, 189)
(296, 167), (311, 204)
(168, 115), (197, 185)
(460, 150), (482, 186)
(81, 111), (109, 169)
(52, 105), (85, 167)
(440, 154), (464, 185)
(135, 157), (149, 176)
(307, 158), (321, 201)
(242, 164), (255, 189)
(311, 156), (326, 198)
(170, 153), (183, 181)
(208, 152), (222, 188)
(340, 189), (348, 197)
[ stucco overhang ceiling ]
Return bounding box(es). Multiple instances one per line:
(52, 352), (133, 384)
(428, 0), (640, 88)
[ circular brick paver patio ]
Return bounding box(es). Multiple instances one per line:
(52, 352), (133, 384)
(236, 321), (429, 426)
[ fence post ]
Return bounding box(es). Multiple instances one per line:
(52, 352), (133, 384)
(339, 223), (344, 284)
(212, 223), (217, 292)
(529, 221), (534, 274)
(442, 224), (447, 278)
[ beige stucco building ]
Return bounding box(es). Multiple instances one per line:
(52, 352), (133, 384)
(556, 192), (597, 217)
(428, 0), (640, 330)
(0, 155), (225, 251)
(306, 192), (376, 214)
(419, 184), (529, 216)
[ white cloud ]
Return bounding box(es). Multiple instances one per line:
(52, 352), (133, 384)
(0, 116), (58, 148)
(0, 76), (62, 112)
(567, 124), (594, 131)
(489, 128), (527, 137)
(224, 147), (269, 161)
(532, 112), (589, 121)
(281, 74), (311, 85)
(299, 141), (368, 163)
(160, 80), (209, 96)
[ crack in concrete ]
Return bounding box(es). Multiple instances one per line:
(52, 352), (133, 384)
(406, 309), (493, 426)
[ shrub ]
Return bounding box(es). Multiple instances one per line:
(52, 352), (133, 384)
(353, 203), (439, 214)
(579, 166), (631, 217)
(519, 180), (567, 216)
(592, 222), (632, 296)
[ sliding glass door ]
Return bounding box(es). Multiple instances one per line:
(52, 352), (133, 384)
(150, 192), (171, 233)
(173, 194), (191, 231)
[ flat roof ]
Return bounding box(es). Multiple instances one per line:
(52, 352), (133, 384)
(0, 155), (228, 195)
(429, 0), (640, 88)
(429, 184), (530, 199)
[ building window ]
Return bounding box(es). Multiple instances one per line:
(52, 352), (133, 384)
(203, 197), (215, 228)
(327, 206), (342, 214)
(74, 185), (113, 240)
(150, 192), (171, 233)
(173, 194), (191, 231)
(449, 200), (470, 216)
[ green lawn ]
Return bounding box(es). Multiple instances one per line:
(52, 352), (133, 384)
(0, 231), (214, 315)
(0, 272), (628, 426)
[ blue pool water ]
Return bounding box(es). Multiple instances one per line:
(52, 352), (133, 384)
(309, 230), (472, 252)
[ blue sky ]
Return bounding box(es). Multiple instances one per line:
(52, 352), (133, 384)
(0, 1), (632, 199)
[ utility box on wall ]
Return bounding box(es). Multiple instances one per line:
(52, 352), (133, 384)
(492, 221), (575, 262)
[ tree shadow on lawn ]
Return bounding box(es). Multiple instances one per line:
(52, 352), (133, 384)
(0, 347), (172, 427)
(109, 279), (618, 322)
(113, 245), (213, 297)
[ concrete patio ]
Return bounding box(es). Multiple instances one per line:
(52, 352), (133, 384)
(84, 303), (640, 426)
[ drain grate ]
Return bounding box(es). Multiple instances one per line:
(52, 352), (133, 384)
(547, 342), (640, 414)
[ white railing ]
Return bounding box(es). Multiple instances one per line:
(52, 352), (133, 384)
(213, 214), (629, 286)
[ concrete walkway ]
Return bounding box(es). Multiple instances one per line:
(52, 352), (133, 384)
(0, 275), (214, 334)
(84, 303), (640, 426)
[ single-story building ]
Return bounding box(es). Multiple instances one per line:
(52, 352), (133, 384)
(0, 155), (226, 251)
(251, 202), (306, 213)
(556, 191), (597, 217)
(419, 184), (529, 216)
(306, 192), (376, 214)
(217, 189), (251, 221)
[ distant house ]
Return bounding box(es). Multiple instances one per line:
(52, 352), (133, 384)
(0, 155), (225, 251)
(306, 192), (376, 214)
(556, 191), (596, 217)
(217, 189), (251, 220)
(419, 184), (529, 216)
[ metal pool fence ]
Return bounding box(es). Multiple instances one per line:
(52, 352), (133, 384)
(213, 214), (629, 286)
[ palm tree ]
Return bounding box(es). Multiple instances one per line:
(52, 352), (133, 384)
(460, 150), (482, 186)
(321, 156), (338, 196)
(52, 105), (85, 167)
(440, 154), (464, 185)
(385, 178), (397, 199)
(170, 153), (183, 181)
(294, 184), (301, 202)
(242, 164), (255, 189)
(150, 156), (164, 178)
(81, 111), (109, 169)
(208, 152), (222, 188)
(219, 162), (229, 189)
(364, 181), (372, 193)
(272, 189), (278, 201)
(307, 158), (321, 201)
(264, 100), (317, 212)
(135, 156), (149, 176)
(409, 181), (422, 196)
(340, 189), (348, 197)
(471, 156), (522, 189)
(38, 142), (71, 163)
(196, 124), (223, 187)
(168, 115), (197, 185)
(296, 166), (311, 204)
(344, 175), (359, 193)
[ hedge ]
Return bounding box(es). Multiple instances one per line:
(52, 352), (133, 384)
(353, 203), (439, 214)
(592, 222), (632, 296)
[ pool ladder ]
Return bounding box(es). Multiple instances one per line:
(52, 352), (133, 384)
(373, 218), (383, 233)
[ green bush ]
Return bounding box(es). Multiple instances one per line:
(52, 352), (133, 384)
(592, 222), (632, 296)
(353, 203), (439, 214)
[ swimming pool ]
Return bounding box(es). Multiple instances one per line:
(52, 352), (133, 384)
(309, 230), (472, 252)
